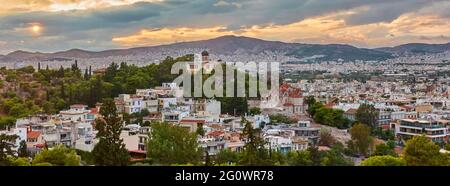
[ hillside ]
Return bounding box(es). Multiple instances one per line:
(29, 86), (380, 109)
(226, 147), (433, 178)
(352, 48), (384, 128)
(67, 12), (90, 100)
(1, 35), (449, 62)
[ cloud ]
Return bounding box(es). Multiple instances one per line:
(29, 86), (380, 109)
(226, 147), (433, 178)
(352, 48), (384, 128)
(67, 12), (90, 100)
(418, 35), (450, 41)
(113, 26), (234, 46)
(213, 1), (242, 9)
(111, 11), (450, 48)
(0, 0), (449, 53)
(0, 0), (165, 13)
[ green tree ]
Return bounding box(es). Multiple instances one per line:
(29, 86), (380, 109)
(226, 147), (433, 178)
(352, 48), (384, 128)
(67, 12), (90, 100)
(17, 66), (35, 73)
(290, 151), (313, 166)
(215, 149), (239, 165)
(196, 123), (205, 137)
(249, 107), (262, 115)
(269, 114), (297, 124)
(34, 162), (53, 166)
(18, 140), (29, 157)
(305, 96), (317, 117)
(92, 99), (130, 166)
(84, 68), (90, 80)
(32, 145), (80, 166)
(75, 149), (95, 165)
(318, 128), (336, 147)
(373, 142), (396, 157)
(445, 143), (450, 151)
(0, 116), (16, 130)
(147, 122), (202, 165)
(308, 146), (322, 166)
(307, 101), (323, 118)
(320, 145), (353, 166)
(0, 134), (18, 165)
(360, 155), (406, 166)
(11, 157), (31, 166)
(348, 123), (373, 156)
(240, 117), (272, 166)
(403, 136), (448, 166)
(355, 104), (379, 129)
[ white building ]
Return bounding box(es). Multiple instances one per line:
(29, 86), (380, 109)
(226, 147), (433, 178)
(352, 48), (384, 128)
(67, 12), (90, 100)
(59, 104), (89, 121)
(394, 119), (448, 143)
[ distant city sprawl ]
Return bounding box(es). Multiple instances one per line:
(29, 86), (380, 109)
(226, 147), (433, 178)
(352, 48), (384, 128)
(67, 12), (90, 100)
(1, 49), (450, 166)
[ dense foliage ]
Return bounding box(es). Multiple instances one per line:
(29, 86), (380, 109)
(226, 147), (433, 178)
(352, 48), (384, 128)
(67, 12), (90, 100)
(32, 145), (80, 166)
(305, 96), (350, 128)
(269, 114), (297, 124)
(355, 103), (379, 129)
(403, 136), (449, 166)
(360, 155), (406, 166)
(147, 122), (202, 165)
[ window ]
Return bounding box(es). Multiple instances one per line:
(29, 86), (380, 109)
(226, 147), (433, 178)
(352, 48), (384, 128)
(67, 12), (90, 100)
(138, 144), (146, 151)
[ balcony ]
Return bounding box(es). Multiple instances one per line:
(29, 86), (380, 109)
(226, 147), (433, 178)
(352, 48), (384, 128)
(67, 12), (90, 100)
(400, 122), (445, 129)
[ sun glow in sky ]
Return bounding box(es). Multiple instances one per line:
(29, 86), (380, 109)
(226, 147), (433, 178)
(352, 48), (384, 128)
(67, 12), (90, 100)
(32, 25), (40, 33)
(27, 23), (43, 36)
(0, 0), (449, 54)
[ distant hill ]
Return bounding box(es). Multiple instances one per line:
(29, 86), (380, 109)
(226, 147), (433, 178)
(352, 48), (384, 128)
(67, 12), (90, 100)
(1, 35), (449, 63)
(376, 43), (450, 55)
(287, 44), (392, 61)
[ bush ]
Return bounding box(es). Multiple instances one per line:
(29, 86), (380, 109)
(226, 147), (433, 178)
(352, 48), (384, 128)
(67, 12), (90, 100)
(360, 155), (406, 166)
(32, 145), (81, 166)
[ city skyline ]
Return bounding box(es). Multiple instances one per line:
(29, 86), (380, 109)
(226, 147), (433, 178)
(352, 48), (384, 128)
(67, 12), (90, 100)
(0, 0), (449, 54)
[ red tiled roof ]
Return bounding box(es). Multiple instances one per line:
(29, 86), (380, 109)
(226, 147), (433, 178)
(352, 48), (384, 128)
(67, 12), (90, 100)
(325, 102), (334, 108)
(279, 84), (290, 94)
(131, 95), (143, 99)
(27, 131), (41, 139)
(207, 131), (225, 137)
(288, 89), (302, 98)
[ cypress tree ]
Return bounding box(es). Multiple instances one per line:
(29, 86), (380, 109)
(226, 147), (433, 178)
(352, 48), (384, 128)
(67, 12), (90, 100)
(84, 68), (89, 80)
(92, 99), (130, 166)
(58, 65), (65, 77)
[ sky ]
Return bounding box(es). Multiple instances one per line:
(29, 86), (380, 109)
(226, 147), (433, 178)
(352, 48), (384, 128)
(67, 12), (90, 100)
(0, 0), (449, 54)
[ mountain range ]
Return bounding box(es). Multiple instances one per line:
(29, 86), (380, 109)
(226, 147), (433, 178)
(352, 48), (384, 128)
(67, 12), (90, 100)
(1, 35), (449, 62)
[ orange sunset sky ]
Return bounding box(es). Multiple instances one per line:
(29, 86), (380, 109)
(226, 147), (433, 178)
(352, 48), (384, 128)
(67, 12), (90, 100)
(0, 0), (449, 54)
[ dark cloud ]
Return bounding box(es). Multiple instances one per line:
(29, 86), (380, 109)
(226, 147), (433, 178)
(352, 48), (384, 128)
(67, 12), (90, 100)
(344, 0), (444, 25)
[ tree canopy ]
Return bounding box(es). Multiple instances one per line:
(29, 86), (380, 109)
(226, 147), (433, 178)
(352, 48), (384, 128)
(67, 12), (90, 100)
(348, 123), (373, 157)
(360, 155), (406, 166)
(403, 136), (449, 166)
(32, 145), (80, 166)
(147, 122), (202, 165)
